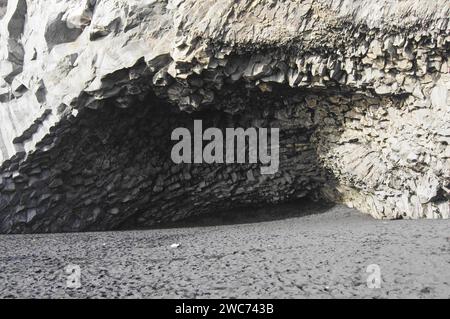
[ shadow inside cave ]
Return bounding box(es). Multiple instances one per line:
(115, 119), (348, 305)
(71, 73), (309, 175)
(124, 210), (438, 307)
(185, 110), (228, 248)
(0, 80), (360, 234)
(142, 198), (335, 229)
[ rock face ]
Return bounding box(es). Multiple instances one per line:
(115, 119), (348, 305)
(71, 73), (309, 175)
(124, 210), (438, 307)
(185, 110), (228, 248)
(0, 0), (449, 233)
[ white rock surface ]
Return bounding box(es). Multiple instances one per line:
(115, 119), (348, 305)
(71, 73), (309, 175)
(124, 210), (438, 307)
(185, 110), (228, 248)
(0, 0), (449, 233)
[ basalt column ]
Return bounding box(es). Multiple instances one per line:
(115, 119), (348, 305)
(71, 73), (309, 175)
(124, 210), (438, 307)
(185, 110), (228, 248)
(0, 0), (449, 233)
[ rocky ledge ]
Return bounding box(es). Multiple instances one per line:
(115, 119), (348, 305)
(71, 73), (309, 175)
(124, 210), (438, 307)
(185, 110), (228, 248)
(0, 0), (449, 233)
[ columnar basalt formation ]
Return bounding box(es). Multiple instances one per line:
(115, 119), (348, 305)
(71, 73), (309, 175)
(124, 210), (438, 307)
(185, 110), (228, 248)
(0, 0), (449, 233)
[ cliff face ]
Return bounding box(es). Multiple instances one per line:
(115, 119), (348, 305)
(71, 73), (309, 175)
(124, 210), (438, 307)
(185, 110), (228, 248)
(0, 0), (449, 233)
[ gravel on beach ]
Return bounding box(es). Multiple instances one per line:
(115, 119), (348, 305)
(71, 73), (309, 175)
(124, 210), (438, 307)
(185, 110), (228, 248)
(0, 203), (449, 298)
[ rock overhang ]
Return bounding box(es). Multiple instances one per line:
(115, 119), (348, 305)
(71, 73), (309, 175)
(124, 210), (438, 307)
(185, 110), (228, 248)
(0, 0), (449, 233)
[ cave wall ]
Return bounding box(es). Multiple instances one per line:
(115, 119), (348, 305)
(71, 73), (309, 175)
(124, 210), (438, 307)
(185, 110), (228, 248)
(0, 88), (328, 233)
(1, 85), (448, 233)
(0, 0), (449, 233)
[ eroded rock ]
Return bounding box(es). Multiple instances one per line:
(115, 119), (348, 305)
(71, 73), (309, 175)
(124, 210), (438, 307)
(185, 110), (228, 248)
(0, 0), (449, 233)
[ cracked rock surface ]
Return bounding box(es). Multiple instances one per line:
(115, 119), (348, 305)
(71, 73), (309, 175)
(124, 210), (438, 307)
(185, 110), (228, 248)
(0, 0), (449, 233)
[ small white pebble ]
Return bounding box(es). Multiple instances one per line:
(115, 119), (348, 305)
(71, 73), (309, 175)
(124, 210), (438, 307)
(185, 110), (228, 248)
(170, 243), (181, 249)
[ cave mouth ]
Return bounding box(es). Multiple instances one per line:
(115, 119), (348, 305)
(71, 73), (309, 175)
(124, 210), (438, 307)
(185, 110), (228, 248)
(0, 82), (394, 233)
(141, 197), (335, 230)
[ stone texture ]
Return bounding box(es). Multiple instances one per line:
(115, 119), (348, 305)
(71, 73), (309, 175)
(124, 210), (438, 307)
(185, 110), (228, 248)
(0, 0), (449, 233)
(1, 204), (450, 298)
